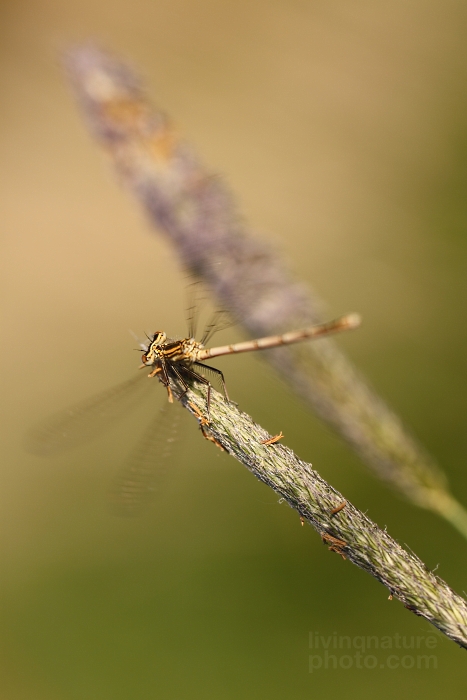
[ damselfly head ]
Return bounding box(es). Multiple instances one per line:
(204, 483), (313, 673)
(141, 331), (167, 365)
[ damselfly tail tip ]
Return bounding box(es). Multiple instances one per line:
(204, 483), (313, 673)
(342, 313), (362, 330)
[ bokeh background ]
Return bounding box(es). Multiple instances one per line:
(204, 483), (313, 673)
(1, 0), (466, 697)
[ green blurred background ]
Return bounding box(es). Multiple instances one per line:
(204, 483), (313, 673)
(1, 0), (466, 697)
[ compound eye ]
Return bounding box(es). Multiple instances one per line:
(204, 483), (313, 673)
(153, 331), (166, 344)
(141, 352), (149, 365)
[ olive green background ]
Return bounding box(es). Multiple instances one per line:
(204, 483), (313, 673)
(1, 0), (466, 697)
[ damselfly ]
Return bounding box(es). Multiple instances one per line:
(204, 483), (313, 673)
(140, 312), (361, 416)
(26, 308), (360, 512)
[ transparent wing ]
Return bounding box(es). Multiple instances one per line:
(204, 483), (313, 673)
(200, 309), (235, 346)
(186, 279), (205, 339)
(185, 279), (235, 344)
(109, 400), (184, 516)
(25, 371), (151, 456)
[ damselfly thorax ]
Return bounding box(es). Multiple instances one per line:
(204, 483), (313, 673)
(140, 331), (229, 409)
